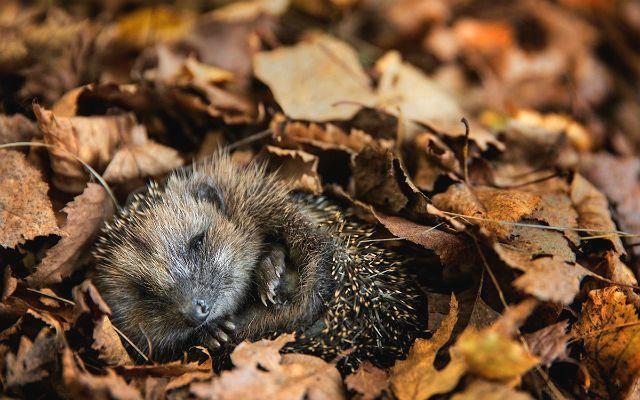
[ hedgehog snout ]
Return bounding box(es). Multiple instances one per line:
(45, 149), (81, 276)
(182, 299), (211, 327)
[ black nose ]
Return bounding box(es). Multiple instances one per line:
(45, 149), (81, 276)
(184, 299), (210, 326)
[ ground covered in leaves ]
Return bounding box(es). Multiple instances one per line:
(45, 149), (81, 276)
(1, 0), (640, 399)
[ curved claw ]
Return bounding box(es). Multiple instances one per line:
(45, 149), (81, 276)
(208, 338), (221, 349)
(216, 330), (229, 342)
(221, 320), (236, 331)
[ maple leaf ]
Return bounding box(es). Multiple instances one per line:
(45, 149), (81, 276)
(0, 149), (60, 248)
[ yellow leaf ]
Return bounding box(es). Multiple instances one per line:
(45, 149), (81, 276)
(116, 6), (193, 49)
(455, 328), (539, 380)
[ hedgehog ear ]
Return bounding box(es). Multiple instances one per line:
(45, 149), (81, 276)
(192, 179), (225, 210)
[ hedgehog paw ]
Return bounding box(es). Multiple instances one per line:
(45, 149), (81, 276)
(257, 244), (286, 306)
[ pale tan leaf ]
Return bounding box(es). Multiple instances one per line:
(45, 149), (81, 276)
(254, 34), (375, 121)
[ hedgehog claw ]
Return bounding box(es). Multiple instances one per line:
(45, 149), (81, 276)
(216, 330), (229, 342)
(208, 338), (221, 349)
(221, 319), (236, 331)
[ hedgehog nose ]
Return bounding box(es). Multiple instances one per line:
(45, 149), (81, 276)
(184, 299), (210, 326)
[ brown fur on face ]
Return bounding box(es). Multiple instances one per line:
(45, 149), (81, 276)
(93, 153), (321, 359)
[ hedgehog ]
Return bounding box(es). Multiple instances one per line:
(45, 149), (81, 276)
(93, 152), (422, 370)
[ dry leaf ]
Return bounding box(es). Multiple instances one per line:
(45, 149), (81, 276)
(525, 321), (570, 366)
(375, 51), (503, 151)
(371, 210), (467, 266)
(454, 300), (539, 380)
(451, 380), (533, 400)
(0, 149), (59, 248)
(573, 287), (640, 398)
(254, 34), (375, 121)
(192, 334), (345, 400)
(345, 361), (389, 400)
(571, 173), (626, 255)
(115, 6), (194, 49)
(34, 104), (133, 192)
(26, 183), (114, 287)
(352, 146), (408, 213)
(260, 146), (322, 194)
(0, 113), (39, 144)
(4, 328), (58, 388)
(391, 295), (466, 400)
(62, 346), (142, 400)
(92, 315), (133, 366)
(102, 126), (183, 184)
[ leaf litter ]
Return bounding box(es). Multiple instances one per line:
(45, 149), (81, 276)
(1, 0), (640, 398)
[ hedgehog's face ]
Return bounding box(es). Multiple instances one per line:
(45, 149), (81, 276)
(94, 173), (261, 359)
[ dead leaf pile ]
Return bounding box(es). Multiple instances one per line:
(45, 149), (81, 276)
(2, 0), (640, 398)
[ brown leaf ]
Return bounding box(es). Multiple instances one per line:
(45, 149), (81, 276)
(352, 146), (408, 213)
(573, 287), (640, 398)
(102, 127), (183, 184)
(26, 183), (114, 287)
(34, 105), (183, 191)
(495, 245), (593, 304)
(254, 34), (375, 121)
(579, 153), (640, 246)
(0, 149), (59, 248)
(451, 380), (533, 400)
(4, 328), (58, 388)
(344, 361), (389, 400)
(371, 210), (467, 266)
(0, 113), (40, 144)
(272, 117), (375, 154)
(571, 173), (626, 255)
(525, 320), (570, 366)
(93, 315), (133, 366)
(374, 51), (503, 152)
(2, 266), (18, 302)
(391, 295), (466, 400)
(62, 346), (142, 400)
(260, 146), (322, 194)
(192, 334), (345, 400)
(118, 346), (212, 379)
(73, 280), (113, 318)
(33, 104), (133, 192)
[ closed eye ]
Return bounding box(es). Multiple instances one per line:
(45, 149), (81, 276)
(188, 231), (206, 253)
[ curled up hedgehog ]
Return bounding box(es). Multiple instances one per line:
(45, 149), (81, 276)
(93, 152), (424, 370)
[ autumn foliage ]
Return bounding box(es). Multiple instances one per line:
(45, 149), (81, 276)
(1, 0), (640, 399)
